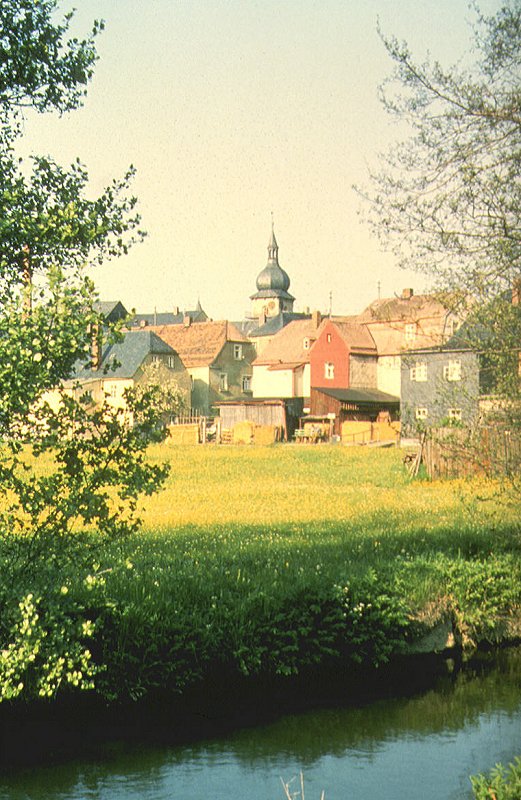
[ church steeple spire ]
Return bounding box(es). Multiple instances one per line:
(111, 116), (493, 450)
(250, 219), (295, 319)
(267, 215), (279, 264)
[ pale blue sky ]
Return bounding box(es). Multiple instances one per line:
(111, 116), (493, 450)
(18, 0), (501, 320)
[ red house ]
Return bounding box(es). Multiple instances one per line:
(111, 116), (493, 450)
(310, 319), (378, 389)
(309, 320), (399, 434)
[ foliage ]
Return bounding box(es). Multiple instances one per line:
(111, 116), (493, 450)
(0, 0), (103, 122)
(361, 0), (521, 492)
(0, 1), (175, 703)
(2, 445), (517, 705)
(471, 757), (521, 799)
(363, 1), (521, 297)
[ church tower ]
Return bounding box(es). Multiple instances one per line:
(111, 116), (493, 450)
(250, 224), (295, 320)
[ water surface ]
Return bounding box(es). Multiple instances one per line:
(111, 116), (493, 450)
(1, 649), (520, 800)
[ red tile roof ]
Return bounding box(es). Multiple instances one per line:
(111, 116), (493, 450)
(149, 321), (247, 367)
(253, 319), (323, 366)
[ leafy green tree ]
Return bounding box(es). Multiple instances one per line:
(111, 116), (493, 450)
(0, 2), (176, 701)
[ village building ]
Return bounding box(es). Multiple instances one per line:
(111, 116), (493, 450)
(400, 340), (481, 437)
(307, 317), (399, 435)
(149, 319), (255, 416)
(56, 328), (191, 418)
(356, 288), (465, 397)
(251, 313), (324, 400)
(130, 300), (209, 328)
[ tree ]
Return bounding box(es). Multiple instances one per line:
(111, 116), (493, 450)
(0, 3), (176, 701)
(361, 1), (521, 486)
(363, 2), (520, 298)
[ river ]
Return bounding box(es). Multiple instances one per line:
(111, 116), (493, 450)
(0, 648), (520, 800)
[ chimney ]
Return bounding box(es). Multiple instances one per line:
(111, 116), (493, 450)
(183, 314), (192, 328)
(312, 310), (322, 329)
(401, 288), (414, 300)
(512, 278), (521, 306)
(90, 322), (101, 371)
(173, 305), (179, 316)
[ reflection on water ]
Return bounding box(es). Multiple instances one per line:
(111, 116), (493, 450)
(1, 649), (520, 800)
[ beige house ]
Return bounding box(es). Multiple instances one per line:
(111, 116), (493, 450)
(150, 320), (255, 415)
(252, 315), (324, 400)
(356, 288), (466, 397)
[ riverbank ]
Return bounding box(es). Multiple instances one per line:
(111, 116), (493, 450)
(1, 646), (519, 770)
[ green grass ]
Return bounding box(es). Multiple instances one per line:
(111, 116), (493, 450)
(4, 444), (521, 703)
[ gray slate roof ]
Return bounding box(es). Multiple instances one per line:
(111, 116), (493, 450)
(72, 330), (176, 381)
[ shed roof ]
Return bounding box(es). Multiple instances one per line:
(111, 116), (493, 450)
(314, 387), (400, 405)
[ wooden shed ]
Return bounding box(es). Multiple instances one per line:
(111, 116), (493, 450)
(310, 387), (399, 436)
(214, 398), (304, 441)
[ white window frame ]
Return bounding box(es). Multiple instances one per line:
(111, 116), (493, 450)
(233, 344), (243, 360)
(443, 360), (462, 381)
(448, 407), (462, 421)
(167, 355), (176, 369)
(151, 354), (161, 363)
(405, 323), (417, 343)
(303, 338), (310, 350)
(415, 407), (428, 420)
(410, 362), (428, 382)
(219, 372), (228, 391)
(242, 375), (252, 392)
(324, 362), (335, 380)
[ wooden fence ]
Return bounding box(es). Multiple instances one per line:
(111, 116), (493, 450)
(422, 426), (521, 479)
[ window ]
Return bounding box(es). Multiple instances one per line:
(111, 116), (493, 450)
(448, 407), (462, 421)
(233, 344), (243, 360)
(405, 323), (417, 343)
(303, 338), (310, 350)
(242, 375), (252, 392)
(327, 333), (332, 343)
(107, 383), (118, 398)
(443, 360), (462, 381)
(415, 407), (428, 420)
(324, 362), (335, 380)
(219, 373), (228, 391)
(410, 362), (428, 382)
(151, 354), (161, 363)
(167, 355), (176, 369)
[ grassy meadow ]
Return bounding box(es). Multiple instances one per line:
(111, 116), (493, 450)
(4, 443), (521, 703)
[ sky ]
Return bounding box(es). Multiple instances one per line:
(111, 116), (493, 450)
(18, 0), (501, 321)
